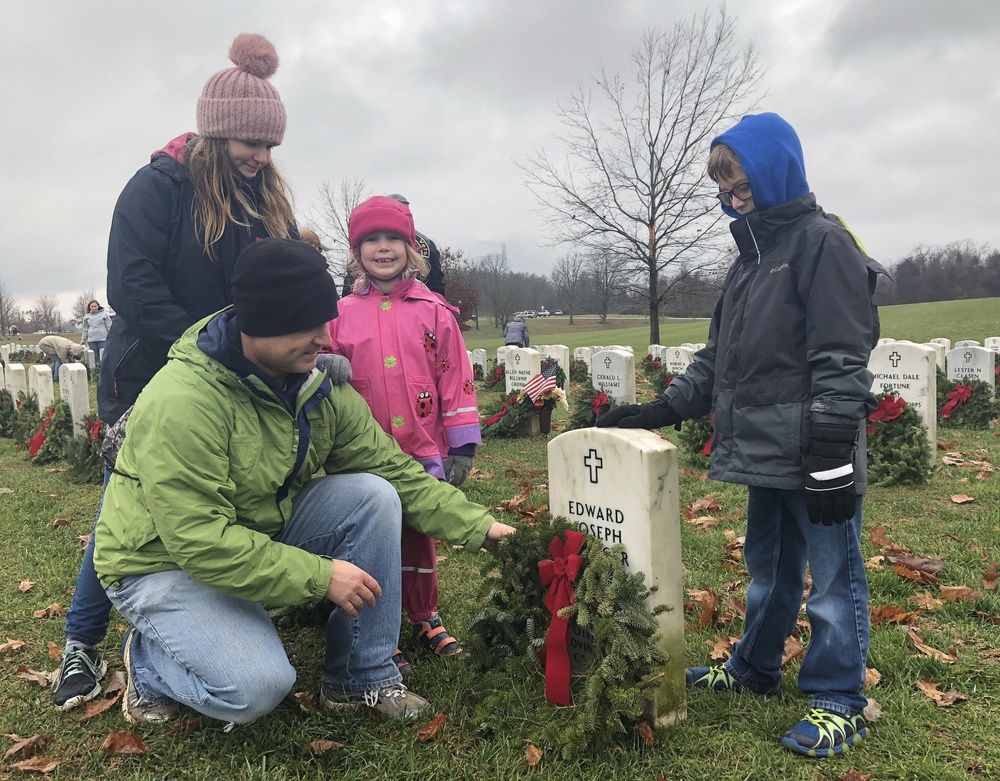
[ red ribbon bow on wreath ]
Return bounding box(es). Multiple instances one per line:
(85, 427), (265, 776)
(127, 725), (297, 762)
(590, 391), (609, 420)
(28, 406), (57, 458)
(701, 412), (715, 456)
(939, 383), (972, 419)
(867, 394), (907, 434)
(483, 393), (518, 426)
(537, 529), (586, 706)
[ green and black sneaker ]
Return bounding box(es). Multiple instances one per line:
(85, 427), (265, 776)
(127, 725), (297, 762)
(781, 707), (867, 758)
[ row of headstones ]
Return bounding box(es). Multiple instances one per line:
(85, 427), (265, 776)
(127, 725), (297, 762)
(0, 342), (99, 370)
(0, 362), (92, 436)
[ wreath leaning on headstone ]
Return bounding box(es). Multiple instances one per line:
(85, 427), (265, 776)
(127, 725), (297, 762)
(865, 393), (932, 486)
(678, 414), (713, 468)
(13, 391), (40, 449)
(465, 520), (668, 758)
(0, 389), (17, 438)
(30, 399), (74, 465)
(937, 377), (996, 430)
(64, 413), (106, 484)
(569, 359), (590, 385)
(566, 383), (617, 430)
(483, 363), (505, 389)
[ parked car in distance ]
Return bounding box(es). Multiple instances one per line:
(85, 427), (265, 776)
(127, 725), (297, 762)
(537, 309), (550, 317)
(553, 310), (564, 316)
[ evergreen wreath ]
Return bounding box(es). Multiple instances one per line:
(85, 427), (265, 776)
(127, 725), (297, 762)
(541, 357), (567, 389)
(566, 383), (617, 430)
(13, 391), (40, 449)
(0, 389), (16, 438)
(65, 413), (105, 484)
(651, 369), (675, 395)
(31, 399), (74, 465)
(865, 393), (931, 486)
(569, 359), (590, 384)
(472, 363), (484, 381)
(640, 354), (662, 377)
(678, 415), (713, 468)
(481, 392), (535, 439)
(484, 363), (505, 388)
(466, 520), (668, 758)
(938, 378), (996, 430)
(7, 349), (47, 365)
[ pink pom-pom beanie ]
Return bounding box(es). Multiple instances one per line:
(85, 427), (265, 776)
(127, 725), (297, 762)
(197, 33), (286, 145)
(348, 196), (417, 249)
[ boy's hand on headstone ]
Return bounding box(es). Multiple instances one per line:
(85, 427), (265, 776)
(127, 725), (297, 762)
(325, 560), (381, 616)
(803, 423), (857, 525)
(596, 398), (682, 430)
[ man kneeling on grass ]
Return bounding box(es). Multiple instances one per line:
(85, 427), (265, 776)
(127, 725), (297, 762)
(93, 238), (514, 726)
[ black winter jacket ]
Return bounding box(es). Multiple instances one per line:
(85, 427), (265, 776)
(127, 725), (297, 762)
(98, 147), (295, 425)
(664, 194), (885, 492)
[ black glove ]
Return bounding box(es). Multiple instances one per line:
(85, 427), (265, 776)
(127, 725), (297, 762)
(595, 398), (683, 430)
(803, 423), (857, 525)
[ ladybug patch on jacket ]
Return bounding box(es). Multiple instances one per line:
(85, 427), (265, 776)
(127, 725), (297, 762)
(441, 357), (451, 372)
(421, 331), (436, 353)
(462, 379), (475, 395)
(415, 390), (434, 418)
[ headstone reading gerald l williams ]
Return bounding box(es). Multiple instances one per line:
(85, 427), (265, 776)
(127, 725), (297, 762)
(6, 363), (26, 402)
(946, 346), (996, 400)
(591, 349), (636, 404)
(504, 347), (542, 395)
(28, 365), (55, 411)
(665, 347), (695, 376)
(59, 363), (91, 435)
(867, 343), (936, 462)
(547, 427), (686, 725)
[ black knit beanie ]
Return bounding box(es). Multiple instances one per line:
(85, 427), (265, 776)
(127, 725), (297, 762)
(232, 238), (339, 336)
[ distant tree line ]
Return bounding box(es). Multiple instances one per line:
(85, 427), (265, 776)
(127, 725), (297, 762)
(876, 241), (1000, 306)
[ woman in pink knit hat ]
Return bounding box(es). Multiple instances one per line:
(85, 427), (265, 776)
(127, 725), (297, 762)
(52, 34), (301, 719)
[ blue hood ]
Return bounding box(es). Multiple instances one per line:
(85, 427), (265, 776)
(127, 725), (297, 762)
(712, 112), (809, 217)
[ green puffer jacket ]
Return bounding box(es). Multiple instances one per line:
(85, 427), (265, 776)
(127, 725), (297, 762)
(93, 311), (496, 606)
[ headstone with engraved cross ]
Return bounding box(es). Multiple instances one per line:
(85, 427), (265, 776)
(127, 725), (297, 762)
(946, 346), (996, 399)
(5, 363), (26, 402)
(59, 363), (91, 435)
(954, 340), (981, 348)
(573, 346), (595, 377)
(28, 365), (55, 411)
(504, 347), (542, 395)
(591, 349), (636, 404)
(471, 349), (488, 376)
(867, 342), (936, 461)
(664, 347), (695, 377)
(547, 427), (686, 725)
(929, 337), (951, 351)
(983, 336), (1000, 353)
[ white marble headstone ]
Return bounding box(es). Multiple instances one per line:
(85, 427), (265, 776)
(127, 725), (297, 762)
(922, 342), (946, 369)
(28, 365), (55, 411)
(984, 337), (1000, 353)
(591, 349), (636, 404)
(496, 346), (513, 366)
(548, 427), (685, 725)
(946, 346), (996, 400)
(876, 338), (896, 346)
(954, 340), (981, 348)
(5, 363), (26, 402)
(929, 338), (951, 351)
(59, 364), (91, 435)
(504, 347), (542, 394)
(868, 342), (936, 460)
(573, 346), (595, 377)
(545, 344), (570, 376)
(471, 349), (488, 375)
(665, 347), (695, 376)
(648, 344), (665, 359)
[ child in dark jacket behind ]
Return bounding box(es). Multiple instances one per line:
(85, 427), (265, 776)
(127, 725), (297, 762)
(599, 112), (885, 758)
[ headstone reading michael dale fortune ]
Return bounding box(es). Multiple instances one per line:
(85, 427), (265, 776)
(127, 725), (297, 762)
(548, 427), (686, 725)
(867, 342), (936, 461)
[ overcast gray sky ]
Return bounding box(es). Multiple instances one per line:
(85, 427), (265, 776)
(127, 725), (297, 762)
(3, 0), (998, 318)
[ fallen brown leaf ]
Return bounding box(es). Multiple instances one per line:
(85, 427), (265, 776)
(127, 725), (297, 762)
(417, 712), (448, 743)
(782, 637), (805, 666)
(165, 719), (202, 737)
(51, 518), (71, 528)
(286, 691), (318, 713)
(9, 756), (60, 774)
(307, 739), (345, 755)
(101, 731), (149, 756)
(3, 733), (52, 761)
(864, 555), (886, 570)
(635, 720), (655, 748)
(940, 585), (978, 602)
(837, 770), (871, 781)
(915, 679), (967, 708)
(78, 690), (123, 720)
(911, 591), (944, 611)
(889, 555), (945, 575)
(686, 515), (722, 530)
(31, 603), (64, 619)
(15, 664), (52, 686)
(862, 697), (884, 722)
(76, 533), (91, 550)
(973, 610), (1000, 625)
(45, 642), (62, 662)
(869, 526), (911, 555)
(0, 486), (12, 493)
(103, 670), (126, 696)
(950, 494), (976, 504)
(865, 667), (882, 688)
(906, 628), (958, 664)
(706, 635), (736, 660)
(870, 604), (921, 625)
(0, 638), (26, 653)
(983, 562), (998, 591)
(685, 495), (722, 517)
(43, 467), (64, 473)
(891, 563), (941, 586)
(524, 743), (543, 766)
(18, 579), (36, 593)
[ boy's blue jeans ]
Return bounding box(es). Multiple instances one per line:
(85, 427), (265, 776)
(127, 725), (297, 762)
(103, 473), (404, 724)
(64, 468), (113, 647)
(724, 487), (869, 716)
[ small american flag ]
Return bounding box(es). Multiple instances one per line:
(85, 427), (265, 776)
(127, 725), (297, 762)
(522, 366), (558, 402)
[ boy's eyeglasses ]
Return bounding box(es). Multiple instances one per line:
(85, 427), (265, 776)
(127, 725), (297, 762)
(715, 181), (752, 207)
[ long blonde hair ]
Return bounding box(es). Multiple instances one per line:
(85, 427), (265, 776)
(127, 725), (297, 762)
(347, 244), (429, 294)
(185, 136), (295, 258)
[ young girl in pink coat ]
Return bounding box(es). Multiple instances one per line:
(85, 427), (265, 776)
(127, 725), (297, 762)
(329, 196), (480, 672)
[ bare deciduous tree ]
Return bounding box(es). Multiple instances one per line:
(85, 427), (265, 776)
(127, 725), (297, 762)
(72, 288), (98, 324)
(475, 253), (525, 329)
(520, 8), (760, 343)
(33, 294), (62, 333)
(0, 278), (22, 335)
(586, 249), (630, 324)
(550, 252), (588, 324)
(313, 177), (371, 281)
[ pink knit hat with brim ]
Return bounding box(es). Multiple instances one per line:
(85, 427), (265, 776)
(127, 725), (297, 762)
(348, 196), (416, 249)
(197, 33), (286, 145)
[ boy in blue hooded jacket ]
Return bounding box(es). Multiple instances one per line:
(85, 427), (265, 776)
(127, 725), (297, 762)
(599, 112), (883, 757)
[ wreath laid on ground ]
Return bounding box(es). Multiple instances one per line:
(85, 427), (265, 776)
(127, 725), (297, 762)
(937, 377), (996, 430)
(640, 354), (662, 377)
(569, 359), (589, 384)
(0, 389), (16, 438)
(678, 414), (713, 468)
(472, 363), (484, 381)
(465, 520), (668, 758)
(482, 380), (567, 439)
(651, 369), (675, 395)
(65, 413), (105, 484)
(6, 350), (47, 365)
(29, 400), (74, 465)
(13, 391), (40, 449)
(566, 383), (617, 430)
(865, 393), (931, 486)
(484, 363), (505, 388)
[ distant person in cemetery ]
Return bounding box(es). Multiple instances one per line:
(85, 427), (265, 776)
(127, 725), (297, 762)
(503, 315), (530, 347)
(37, 334), (86, 380)
(340, 193), (446, 298)
(598, 112), (885, 758)
(329, 196), (480, 675)
(92, 238), (514, 725)
(80, 299), (113, 366)
(8, 325), (21, 339)
(52, 33), (308, 713)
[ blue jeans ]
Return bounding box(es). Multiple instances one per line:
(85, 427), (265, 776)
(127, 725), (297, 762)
(104, 473), (404, 724)
(50, 355), (62, 380)
(724, 487), (869, 716)
(64, 468), (113, 647)
(88, 340), (106, 365)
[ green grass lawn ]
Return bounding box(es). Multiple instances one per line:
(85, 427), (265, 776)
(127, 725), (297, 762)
(1, 303), (999, 779)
